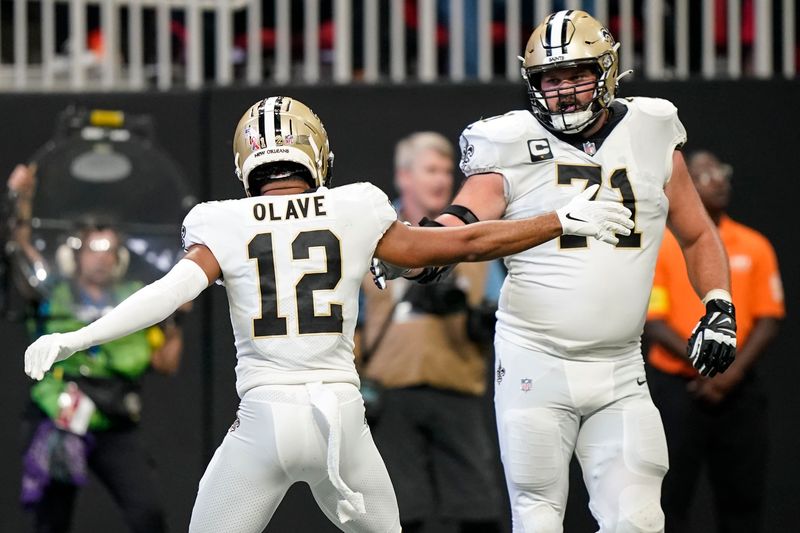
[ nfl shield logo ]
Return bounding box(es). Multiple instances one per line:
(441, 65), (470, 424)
(582, 141), (597, 156)
(520, 378), (532, 392)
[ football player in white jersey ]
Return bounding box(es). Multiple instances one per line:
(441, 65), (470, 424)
(374, 10), (737, 533)
(22, 96), (634, 533)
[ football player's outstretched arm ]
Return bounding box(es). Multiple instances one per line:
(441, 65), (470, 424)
(24, 245), (221, 380)
(666, 151), (730, 297)
(666, 150), (736, 376)
(375, 184), (634, 268)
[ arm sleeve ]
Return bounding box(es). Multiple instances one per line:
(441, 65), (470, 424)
(751, 238), (785, 318)
(73, 259), (210, 351)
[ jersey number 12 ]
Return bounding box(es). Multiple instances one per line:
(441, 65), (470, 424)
(248, 230), (343, 337)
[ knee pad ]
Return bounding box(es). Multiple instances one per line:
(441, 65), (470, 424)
(502, 408), (563, 490)
(622, 402), (669, 479)
(616, 486), (665, 533)
(517, 501), (562, 533)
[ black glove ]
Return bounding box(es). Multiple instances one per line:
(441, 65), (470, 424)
(687, 299), (737, 377)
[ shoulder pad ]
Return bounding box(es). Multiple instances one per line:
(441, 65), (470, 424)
(459, 111), (535, 177)
(463, 111), (532, 143)
(622, 97), (679, 120)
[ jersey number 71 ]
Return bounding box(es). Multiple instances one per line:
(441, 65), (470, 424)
(557, 164), (642, 249)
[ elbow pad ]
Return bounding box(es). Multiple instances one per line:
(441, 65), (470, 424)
(408, 206), (479, 284)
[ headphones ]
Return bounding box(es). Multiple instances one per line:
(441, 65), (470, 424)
(54, 218), (130, 281)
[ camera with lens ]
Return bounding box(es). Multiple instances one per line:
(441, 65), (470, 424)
(403, 277), (468, 316)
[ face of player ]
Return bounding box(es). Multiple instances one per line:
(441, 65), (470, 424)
(539, 66), (599, 114)
(77, 229), (120, 288)
(689, 152), (732, 213)
(397, 148), (454, 215)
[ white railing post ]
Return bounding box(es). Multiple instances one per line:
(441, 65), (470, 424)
(216, 1), (233, 85)
(754, 0), (773, 78)
(128, 0), (144, 89)
(620, 0), (634, 74)
(363, 0), (379, 82)
(247, 0), (263, 85)
(783, 0), (796, 78)
(477, 0), (492, 81)
(505, 0), (521, 81)
(419, 0), (437, 82)
(303, 0), (319, 83)
(675, 0), (689, 79)
(594, 0), (609, 26)
(186, 1), (203, 89)
(644, 0), (664, 79)
(390, 0), (405, 82)
(275, 0), (290, 84)
(14, 0), (28, 89)
(42, 0), (56, 89)
(534, 0), (552, 27)
(727, 0), (741, 78)
(156, 1), (171, 90)
(701, 0), (715, 79)
(101, 0), (118, 89)
(70, 0), (87, 90)
(334, 0), (352, 83)
(449, 0), (465, 81)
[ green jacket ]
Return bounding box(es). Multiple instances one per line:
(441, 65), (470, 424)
(29, 281), (155, 431)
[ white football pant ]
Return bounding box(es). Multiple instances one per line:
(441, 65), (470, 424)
(188, 383), (401, 533)
(494, 337), (668, 533)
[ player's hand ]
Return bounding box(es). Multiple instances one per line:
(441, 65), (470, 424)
(24, 331), (85, 381)
(556, 184), (635, 245)
(687, 299), (737, 377)
(370, 258), (410, 290)
(7, 163), (36, 198)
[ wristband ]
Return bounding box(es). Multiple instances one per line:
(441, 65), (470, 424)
(702, 289), (732, 305)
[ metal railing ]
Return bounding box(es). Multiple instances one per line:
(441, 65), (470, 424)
(0, 0), (796, 91)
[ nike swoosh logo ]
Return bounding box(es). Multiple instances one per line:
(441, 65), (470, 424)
(565, 212), (588, 223)
(718, 317), (733, 325)
(636, 377), (647, 386)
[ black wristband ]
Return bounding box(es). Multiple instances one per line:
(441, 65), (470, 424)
(706, 298), (735, 318)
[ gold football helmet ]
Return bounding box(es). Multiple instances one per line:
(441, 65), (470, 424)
(233, 96), (334, 196)
(522, 10), (622, 134)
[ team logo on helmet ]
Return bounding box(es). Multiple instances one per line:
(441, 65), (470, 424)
(243, 124), (260, 151)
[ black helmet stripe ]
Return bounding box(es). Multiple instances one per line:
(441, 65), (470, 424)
(273, 96), (284, 140)
(561, 10), (574, 53)
(257, 98), (267, 147)
(547, 10), (571, 56)
(544, 13), (555, 57)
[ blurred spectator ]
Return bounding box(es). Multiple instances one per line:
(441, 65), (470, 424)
(360, 132), (502, 533)
(645, 151), (785, 533)
(8, 164), (185, 533)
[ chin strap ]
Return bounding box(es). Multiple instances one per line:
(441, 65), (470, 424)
(405, 205), (479, 284)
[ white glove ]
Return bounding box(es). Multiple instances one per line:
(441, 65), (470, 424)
(370, 258), (411, 290)
(24, 330), (90, 381)
(556, 184), (635, 245)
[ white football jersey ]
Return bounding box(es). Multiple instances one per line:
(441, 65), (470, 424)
(460, 97), (686, 360)
(182, 183), (397, 396)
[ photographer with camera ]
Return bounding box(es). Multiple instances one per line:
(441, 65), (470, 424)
(8, 164), (184, 533)
(360, 133), (502, 533)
